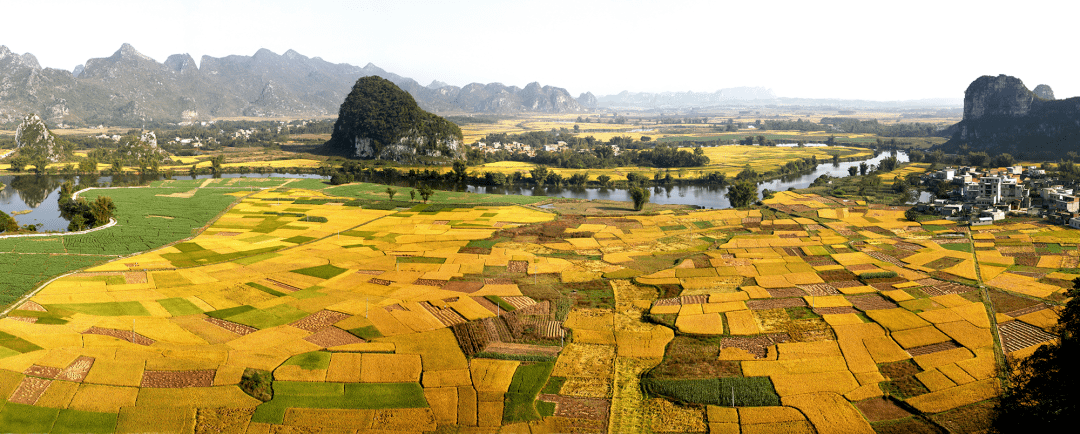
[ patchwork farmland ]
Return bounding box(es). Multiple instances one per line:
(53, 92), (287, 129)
(0, 179), (1067, 433)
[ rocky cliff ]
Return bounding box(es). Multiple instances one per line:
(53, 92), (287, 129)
(938, 75), (1080, 159)
(14, 113), (67, 163)
(0, 44), (589, 127)
(325, 77), (464, 163)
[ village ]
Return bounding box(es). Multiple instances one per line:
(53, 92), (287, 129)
(915, 164), (1080, 227)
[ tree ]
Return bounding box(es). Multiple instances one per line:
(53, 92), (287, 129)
(597, 174), (611, 187)
(993, 278), (1080, 432)
(529, 166), (550, 186)
(8, 156), (27, 172)
(409, 189), (416, 201)
(386, 187), (396, 201)
(629, 186), (650, 211)
(210, 155), (225, 174)
(79, 158), (97, 175)
(88, 196), (116, 225)
(904, 209), (920, 222)
(859, 162), (869, 176)
(848, 166), (858, 176)
(417, 185), (434, 203)
(726, 180), (757, 208)
(452, 160), (467, 181)
(0, 210), (19, 233)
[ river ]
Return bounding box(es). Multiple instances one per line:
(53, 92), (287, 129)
(0, 151), (905, 232)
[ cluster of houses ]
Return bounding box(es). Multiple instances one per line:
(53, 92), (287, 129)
(915, 165), (1080, 226)
(473, 141), (622, 157)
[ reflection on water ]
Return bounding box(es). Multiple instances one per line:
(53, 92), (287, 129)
(0, 151), (905, 232)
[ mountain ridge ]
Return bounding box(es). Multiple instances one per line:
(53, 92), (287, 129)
(0, 44), (586, 127)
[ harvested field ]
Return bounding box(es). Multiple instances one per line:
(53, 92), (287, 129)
(484, 342), (562, 358)
(140, 370), (216, 388)
(849, 294), (900, 311)
(747, 298), (807, 310)
(906, 341), (961, 357)
(539, 394), (611, 422)
(999, 320), (1058, 353)
(83, 327), (156, 346)
(719, 334), (790, 358)
(289, 310), (351, 332)
(855, 396), (916, 422)
(303, 327), (365, 347)
(205, 317), (258, 335)
(9, 377), (51, 405)
(57, 357), (95, 382)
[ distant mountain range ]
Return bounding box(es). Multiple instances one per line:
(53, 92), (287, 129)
(0, 44), (963, 128)
(0, 44), (587, 126)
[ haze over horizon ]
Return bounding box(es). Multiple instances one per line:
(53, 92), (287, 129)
(4, 0), (1077, 102)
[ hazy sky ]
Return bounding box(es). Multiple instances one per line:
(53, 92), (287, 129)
(3, 0), (1076, 101)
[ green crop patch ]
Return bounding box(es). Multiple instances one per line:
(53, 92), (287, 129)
(942, 243), (973, 253)
(348, 326), (383, 340)
(235, 252), (281, 266)
(48, 301), (150, 317)
(283, 236), (317, 244)
(642, 376), (779, 407)
(0, 403), (59, 433)
(205, 305), (258, 320)
(396, 256), (446, 264)
(485, 295), (516, 312)
(50, 409), (118, 434)
(692, 221), (714, 229)
(253, 382), (428, 424)
(157, 298), (204, 316)
(292, 264), (348, 279)
(228, 304), (310, 329)
(174, 242), (205, 253)
(281, 351), (332, 370)
(503, 362), (554, 423)
(247, 282), (286, 297)
(0, 331), (43, 353)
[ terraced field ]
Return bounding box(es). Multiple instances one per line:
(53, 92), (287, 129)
(0, 179), (1068, 433)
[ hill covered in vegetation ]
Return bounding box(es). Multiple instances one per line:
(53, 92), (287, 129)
(937, 75), (1080, 159)
(325, 76), (464, 163)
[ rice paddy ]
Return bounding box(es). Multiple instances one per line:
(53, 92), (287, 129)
(0, 173), (1068, 432)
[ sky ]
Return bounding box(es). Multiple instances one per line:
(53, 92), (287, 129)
(2, 0), (1077, 101)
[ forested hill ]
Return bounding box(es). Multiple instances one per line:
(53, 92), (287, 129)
(0, 44), (585, 128)
(936, 75), (1080, 159)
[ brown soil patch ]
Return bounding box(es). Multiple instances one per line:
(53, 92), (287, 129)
(999, 320), (1057, 353)
(719, 334), (790, 358)
(303, 327), (365, 348)
(413, 278), (446, 287)
(356, 270), (383, 275)
(849, 294), (900, 311)
(57, 356), (95, 382)
(147, 215), (176, 219)
(507, 260), (529, 273)
(196, 407), (255, 434)
(9, 377), (51, 404)
(24, 365), (61, 379)
(804, 256), (838, 266)
(484, 342), (562, 357)
(1005, 303), (1049, 318)
(502, 296), (538, 310)
(422, 302), (468, 327)
(124, 272), (148, 284)
(928, 400), (995, 434)
(922, 281), (976, 296)
(83, 327), (155, 346)
(819, 269), (858, 282)
(266, 278), (302, 292)
(444, 281), (484, 293)
(799, 283), (840, 296)
(906, 341), (960, 356)
(856, 396), (917, 422)
(988, 289), (1040, 314)
(763, 287), (808, 298)
(141, 370), (216, 388)
(848, 264), (882, 272)
(17, 301), (46, 312)
(747, 298), (807, 310)
(872, 417), (947, 434)
(205, 317), (258, 335)
(368, 278), (392, 286)
(289, 310), (350, 332)
(539, 394), (611, 422)
(8, 316), (37, 324)
(474, 296), (503, 315)
(216, 231), (241, 236)
(813, 306), (859, 315)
